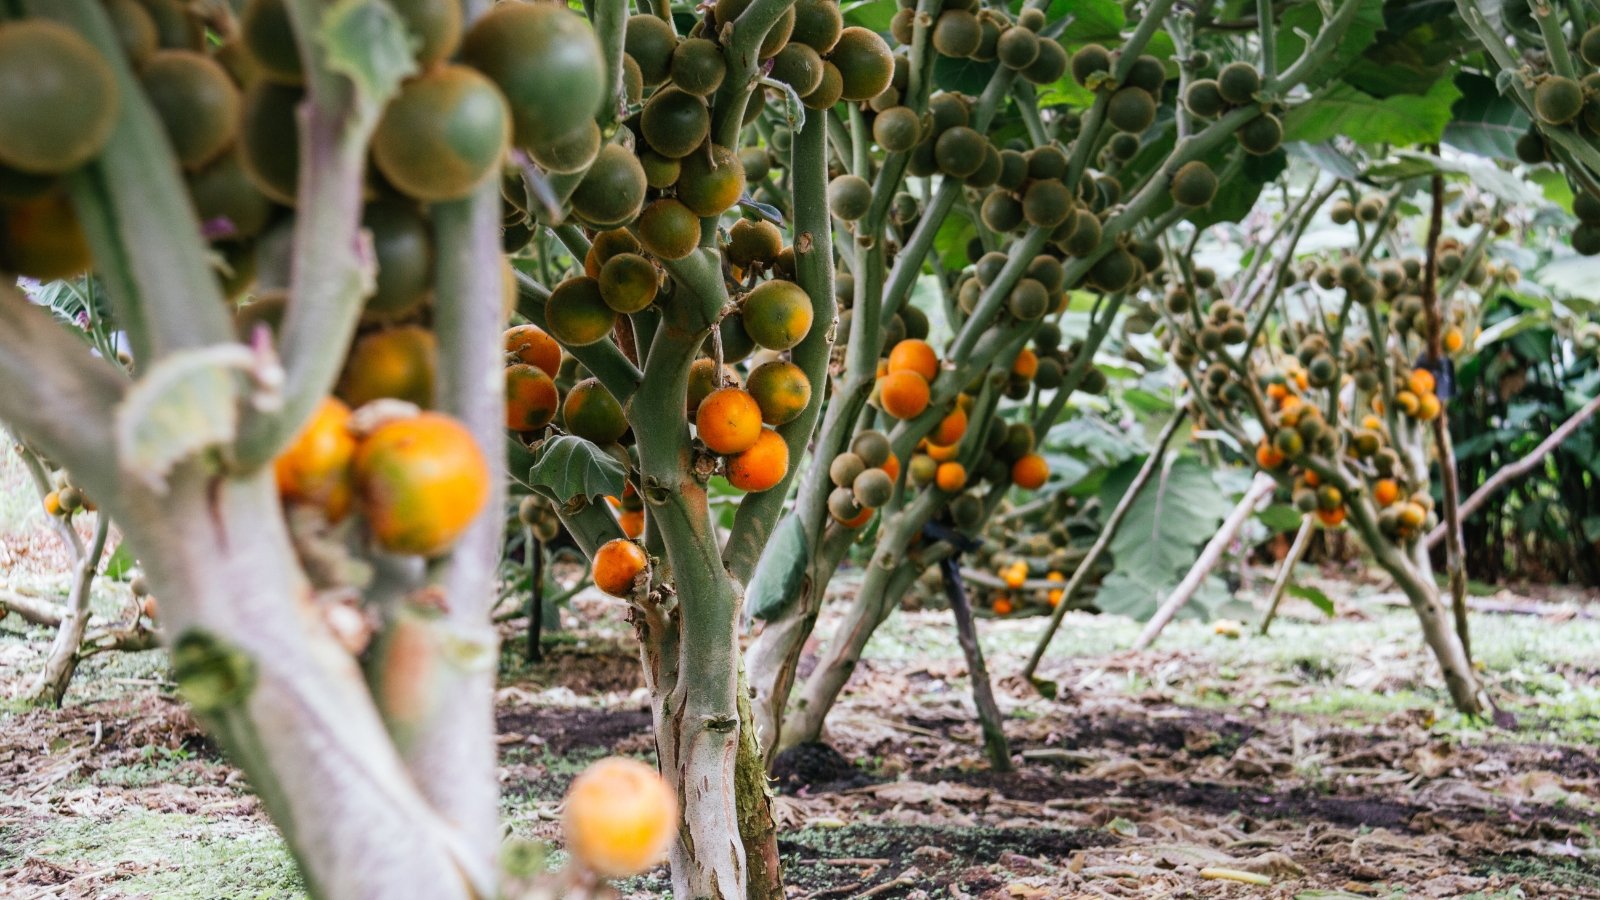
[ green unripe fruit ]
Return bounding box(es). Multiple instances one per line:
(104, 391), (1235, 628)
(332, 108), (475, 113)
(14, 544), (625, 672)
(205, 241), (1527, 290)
(1061, 209), (1101, 256)
(1107, 132), (1140, 161)
(873, 105), (922, 152)
(1355, 196), (1384, 223)
(1582, 25), (1600, 67)
(1273, 427), (1304, 458)
(853, 468), (895, 508)
(1070, 43), (1112, 87)
(1008, 278), (1049, 320)
(1237, 113), (1283, 155)
(1107, 87), (1157, 133)
(1198, 325), (1223, 351)
(1021, 38), (1067, 85)
(951, 494), (983, 529)
(1022, 178), (1073, 228)
(1294, 489), (1317, 513)
(1169, 160), (1218, 207)
(641, 88), (710, 158)
(975, 250), (1008, 286)
(830, 452), (866, 488)
(1089, 247), (1137, 292)
(1026, 145), (1069, 181)
(829, 487), (863, 522)
(802, 62), (845, 110)
(1221, 321), (1248, 345)
(997, 26), (1040, 70)
(828, 174), (873, 221)
(982, 190), (1024, 233)
(769, 42), (825, 95)
(1125, 55), (1167, 94)
(1329, 199), (1354, 224)
(1166, 287), (1192, 314)
(852, 430), (892, 468)
(671, 37), (727, 95)
(1027, 255), (1066, 293)
(792, 0), (845, 53)
(934, 126), (987, 177)
(1534, 76), (1583, 125)
(1514, 128), (1547, 165)
(1184, 79), (1224, 118)
(933, 10), (981, 57)
(1033, 356), (1063, 389)
(1216, 61), (1260, 105)
(831, 27), (896, 101)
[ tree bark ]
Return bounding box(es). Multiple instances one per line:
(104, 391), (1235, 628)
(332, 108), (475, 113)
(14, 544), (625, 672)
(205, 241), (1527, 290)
(30, 513), (112, 706)
(116, 469), (486, 899)
(1258, 514), (1313, 635)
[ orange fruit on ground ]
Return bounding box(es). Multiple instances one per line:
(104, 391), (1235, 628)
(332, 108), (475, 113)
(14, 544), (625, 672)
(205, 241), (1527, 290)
(695, 387), (763, 454)
(353, 412), (490, 557)
(746, 360), (811, 426)
(338, 325), (438, 409)
(563, 377), (629, 445)
(1373, 478), (1400, 507)
(1408, 368), (1435, 396)
(1255, 441), (1285, 470)
(505, 323), (562, 375)
(726, 427), (788, 492)
(592, 538), (648, 596)
(1012, 348), (1038, 379)
(563, 756), (677, 878)
(505, 363), (559, 431)
(887, 338), (939, 381)
(274, 397), (356, 520)
(1315, 506), (1345, 527)
(1011, 453), (1048, 489)
(933, 407), (967, 446)
(618, 508), (644, 538)
(879, 370), (930, 419)
(935, 461), (967, 491)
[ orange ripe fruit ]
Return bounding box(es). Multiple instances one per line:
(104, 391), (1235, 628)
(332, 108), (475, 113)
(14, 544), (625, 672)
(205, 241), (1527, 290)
(1373, 478), (1400, 506)
(935, 461), (967, 491)
(1012, 348), (1038, 380)
(879, 370), (930, 419)
(1303, 469), (1320, 488)
(1293, 369), (1309, 391)
(933, 407), (967, 446)
(1395, 390), (1420, 416)
(695, 387), (763, 454)
(887, 338), (939, 381)
(1011, 452), (1048, 489)
(1315, 506), (1345, 527)
(840, 506), (874, 528)
(880, 452), (900, 482)
(1408, 367), (1435, 396)
(1255, 441), (1285, 471)
(1266, 383), (1289, 401)
(593, 538), (648, 596)
(275, 397), (357, 521)
(925, 440), (959, 462)
(505, 323), (562, 376)
(992, 596), (1014, 616)
(618, 509), (644, 538)
(563, 756), (678, 878)
(505, 363), (559, 431)
(1415, 393), (1441, 421)
(1444, 327), (1464, 353)
(338, 325), (438, 409)
(726, 427), (788, 492)
(353, 412), (490, 557)
(43, 490), (63, 516)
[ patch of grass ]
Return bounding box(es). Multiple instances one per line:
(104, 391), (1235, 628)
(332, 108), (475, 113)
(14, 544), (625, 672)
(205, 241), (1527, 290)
(9, 808), (302, 899)
(1474, 854), (1600, 891)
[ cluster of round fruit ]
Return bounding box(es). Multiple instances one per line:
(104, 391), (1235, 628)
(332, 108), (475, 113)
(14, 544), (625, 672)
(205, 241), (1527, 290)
(1180, 61), (1284, 156)
(825, 430), (902, 527)
(953, 248), (1070, 323)
(274, 398), (490, 558)
(902, 3), (1065, 83)
(1376, 366), (1444, 423)
(1510, 25), (1600, 255)
(38, 468), (96, 520)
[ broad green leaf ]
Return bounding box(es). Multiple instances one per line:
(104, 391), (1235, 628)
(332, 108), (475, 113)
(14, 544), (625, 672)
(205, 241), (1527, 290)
(1045, 415), (1143, 467)
(841, 0), (896, 32)
(1364, 150), (1544, 205)
(1191, 149), (1286, 229)
(1275, 0), (1385, 88)
(1087, 458), (1238, 622)
(320, 0), (417, 108)
(1283, 78), (1462, 146)
(933, 55), (999, 95)
(1285, 582), (1335, 617)
(1287, 141), (1362, 180)
(1257, 504), (1304, 533)
(1049, 0), (1123, 45)
(116, 345), (255, 492)
(104, 543), (137, 580)
(527, 434), (626, 503)
(746, 515), (810, 620)
(1442, 72), (1530, 161)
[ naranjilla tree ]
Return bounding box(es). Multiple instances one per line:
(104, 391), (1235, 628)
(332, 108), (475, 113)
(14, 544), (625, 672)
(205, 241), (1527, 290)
(2, 0), (1597, 898)
(746, 0), (1371, 762)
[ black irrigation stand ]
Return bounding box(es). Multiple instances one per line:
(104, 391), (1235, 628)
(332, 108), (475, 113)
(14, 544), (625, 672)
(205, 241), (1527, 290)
(927, 521), (1012, 772)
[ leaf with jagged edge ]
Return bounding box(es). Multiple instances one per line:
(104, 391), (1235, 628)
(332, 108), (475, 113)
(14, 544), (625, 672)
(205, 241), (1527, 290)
(319, 0), (417, 110)
(527, 434), (626, 503)
(116, 345), (256, 492)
